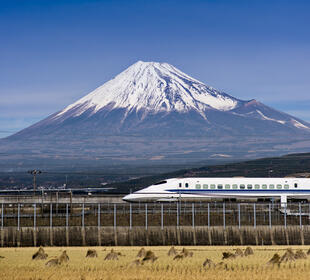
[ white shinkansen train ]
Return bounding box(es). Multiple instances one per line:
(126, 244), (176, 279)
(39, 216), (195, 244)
(122, 177), (310, 205)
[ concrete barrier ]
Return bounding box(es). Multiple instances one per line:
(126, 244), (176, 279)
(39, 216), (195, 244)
(1, 226), (310, 247)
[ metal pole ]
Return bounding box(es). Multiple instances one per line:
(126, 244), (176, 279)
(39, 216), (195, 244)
(33, 173), (36, 193)
(114, 204), (116, 230)
(17, 203), (20, 231)
(129, 203), (132, 229)
(309, 203), (310, 226)
(82, 203), (85, 228)
(269, 203), (271, 228)
(69, 191), (72, 215)
(145, 203), (148, 230)
(238, 203), (241, 229)
(192, 203), (195, 228)
(1, 203), (3, 229)
(50, 203), (52, 228)
(66, 203), (69, 228)
(176, 202), (179, 228)
(207, 203), (210, 228)
(98, 203), (100, 228)
(34, 203), (36, 229)
(56, 192), (59, 214)
(253, 203), (256, 228)
(284, 203), (287, 228)
(161, 203), (164, 229)
(223, 202), (226, 229)
(299, 202), (302, 229)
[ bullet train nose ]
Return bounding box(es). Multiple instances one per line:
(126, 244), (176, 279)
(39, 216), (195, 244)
(122, 194), (135, 202)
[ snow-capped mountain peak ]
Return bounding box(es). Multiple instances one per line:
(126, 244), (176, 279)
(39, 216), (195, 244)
(55, 61), (241, 119)
(6, 60), (310, 168)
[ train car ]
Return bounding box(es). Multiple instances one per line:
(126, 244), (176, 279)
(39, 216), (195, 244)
(122, 177), (310, 205)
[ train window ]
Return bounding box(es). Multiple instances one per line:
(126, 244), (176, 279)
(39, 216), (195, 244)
(179, 183), (182, 188)
(185, 183), (189, 188)
(284, 184), (289, 189)
(210, 184), (216, 189)
(294, 183), (298, 188)
(247, 184), (253, 189)
(232, 184), (238, 189)
(254, 184), (260, 189)
(269, 184), (275, 189)
(196, 184), (201, 189)
(225, 184), (230, 189)
(217, 184), (223, 189)
(154, 181), (167, 185)
(240, 184), (245, 189)
(203, 184), (208, 189)
(262, 184), (267, 189)
(276, 184), (282, 189)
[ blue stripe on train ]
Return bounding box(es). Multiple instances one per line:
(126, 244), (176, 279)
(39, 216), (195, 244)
(166, 189), (310, 193)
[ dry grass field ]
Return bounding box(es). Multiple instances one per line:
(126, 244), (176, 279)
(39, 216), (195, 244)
(1, 246), (310, 280)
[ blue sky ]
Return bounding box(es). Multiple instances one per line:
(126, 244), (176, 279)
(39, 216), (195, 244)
(1, 0), (310, 138)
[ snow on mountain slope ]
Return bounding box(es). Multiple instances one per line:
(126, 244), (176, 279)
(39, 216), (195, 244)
(54, 61), (241, 120)
(7, 60), (310, 143)
(291, 119), (310, 129)
(4, 60), (310, 168)
(256, 110), (286, 124)
(49, 60), (310, 132)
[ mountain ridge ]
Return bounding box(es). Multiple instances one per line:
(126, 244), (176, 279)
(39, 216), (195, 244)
(9, 60), (310, 139)
(2, 60), (310, 171)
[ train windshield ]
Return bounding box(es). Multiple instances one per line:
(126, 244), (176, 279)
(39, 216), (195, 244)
(153, 181), (167, 185)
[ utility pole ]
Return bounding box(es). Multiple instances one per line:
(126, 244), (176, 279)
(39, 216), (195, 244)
(28, 170), (42, 192)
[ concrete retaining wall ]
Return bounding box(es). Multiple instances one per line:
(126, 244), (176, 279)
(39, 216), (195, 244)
(1, 226), (310, 247)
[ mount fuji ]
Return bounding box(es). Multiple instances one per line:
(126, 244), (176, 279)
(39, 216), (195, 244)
(2, 61), (310, 170)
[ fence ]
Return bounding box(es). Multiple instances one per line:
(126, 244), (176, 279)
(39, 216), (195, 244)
(1, 202), (310, 229)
